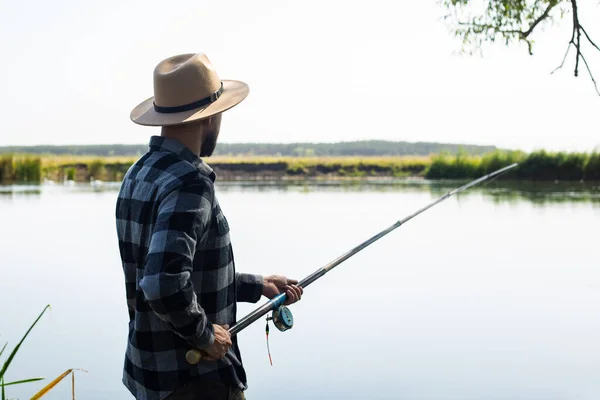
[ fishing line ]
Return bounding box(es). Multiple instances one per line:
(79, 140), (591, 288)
(265, 319), (273, 366)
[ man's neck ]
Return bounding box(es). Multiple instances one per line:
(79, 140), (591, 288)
(160, 126), (203, 156)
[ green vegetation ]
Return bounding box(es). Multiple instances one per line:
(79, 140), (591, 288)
(426, 150), (525, 179)
(0, 154), (42, 184)
(424, 150), (600, 181)
(211, 156), (430, 178)
(441, 0), (599, 95)
(584, 153), (600, 181)
(14, 156), (41, 183)
(0, 155), (13, 184)
(0, 150), (599, 184)
(41, 156), (133, 183)
(1, 305), (83, 399)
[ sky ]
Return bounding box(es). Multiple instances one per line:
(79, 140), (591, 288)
(0, 0), (598, 152)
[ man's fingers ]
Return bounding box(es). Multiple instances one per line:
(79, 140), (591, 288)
(290, 285), (302, 298)
(293, 286), (301, 300)
(204, 347), (228, 361)
(201, 350), (219, 362)
(286, 278), (299, 285)
(284, 289), (296, 304)
(285, 285), (303, 305)
(293, 285), (302, 300)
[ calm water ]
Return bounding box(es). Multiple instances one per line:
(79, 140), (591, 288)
(1, 180), (599, 400)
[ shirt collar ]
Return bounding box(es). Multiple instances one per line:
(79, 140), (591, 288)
(149, 136), (216, 182)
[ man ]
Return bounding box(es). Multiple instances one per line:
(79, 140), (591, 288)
(116, 53), (303, 400)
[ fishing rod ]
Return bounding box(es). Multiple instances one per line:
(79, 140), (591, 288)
(186, 163), (518, 364)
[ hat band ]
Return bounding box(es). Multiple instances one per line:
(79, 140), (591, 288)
(153, 82), (224, 114)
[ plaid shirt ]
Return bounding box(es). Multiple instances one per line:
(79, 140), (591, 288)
(116, 136), (264, 400)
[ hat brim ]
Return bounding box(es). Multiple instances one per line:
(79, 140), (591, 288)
(130, 80), (249, 126)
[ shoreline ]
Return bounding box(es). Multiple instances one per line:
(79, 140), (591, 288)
(0, 151), (599, 184)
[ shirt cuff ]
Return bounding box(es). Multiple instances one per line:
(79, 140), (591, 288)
(236, 273), (264, 303)
(193, 319), (215, 350)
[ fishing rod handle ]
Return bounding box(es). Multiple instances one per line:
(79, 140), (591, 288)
(185, 349), (204, 365)
(185, 292), (289, 364)
(186, 263), (373, 363)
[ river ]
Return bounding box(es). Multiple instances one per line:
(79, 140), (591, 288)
(1, 180), (599, 400)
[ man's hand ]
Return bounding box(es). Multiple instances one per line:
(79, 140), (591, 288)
(202, 324), (232, 361)
(262, 275), (304, 305)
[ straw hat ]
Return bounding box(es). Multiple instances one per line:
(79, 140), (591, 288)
(130, 53), (249, 126)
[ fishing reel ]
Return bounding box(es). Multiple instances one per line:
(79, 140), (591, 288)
(267, 305), (294, 332)
(264, 306), (293, 365)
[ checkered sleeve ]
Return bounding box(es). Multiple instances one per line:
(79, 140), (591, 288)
(235, 272), (264, 303)
(139, 179), (215, 350)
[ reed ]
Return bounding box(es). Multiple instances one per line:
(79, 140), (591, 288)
(478, 150), (526, 175)
(0, 155), (43, 183)
(584, 152), (600, 181)
(0, 151), (598, 183)
(517, 150), (590, 181)
(14, 156), (42, 183)
(0, 155), (14, 184)
(1, 305), (83, 399)
(425, 150), (600, 181)
(425, 152), (481, 179)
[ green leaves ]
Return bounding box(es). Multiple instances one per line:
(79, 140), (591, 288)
(0, 305), (51, 399)
(0, 305), (51, 381)
(1, 305), (84, 399)
(442, 0), (566, 55)
(1, 377), (45, 387)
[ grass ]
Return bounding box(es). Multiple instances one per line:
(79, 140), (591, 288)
(1, 305), (84, 399)
(1, 151), (599, 184)
(584, 152), (600, 180)
(424, 150), (600, 181)
(0, 154), (43, 184)
(40, 155), (136, 183)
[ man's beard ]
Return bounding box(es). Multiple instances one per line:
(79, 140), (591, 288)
(200, 131), (218, 157)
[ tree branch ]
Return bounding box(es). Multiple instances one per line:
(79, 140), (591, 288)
(551, 0), (600, 94)
(580, 52), (600, 95)
(551, 42), (572, 74)
(456, 22), (521, 36)
(456, 2), (559, 56)
(522, 1), (559, 38)
(448, 0), (599, 94)
(572, 0), (581, 77)
(581, 26), (600, 52)
(458, 1), (558, 39)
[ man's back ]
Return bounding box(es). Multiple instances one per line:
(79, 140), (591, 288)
(116, 136), (262, 400)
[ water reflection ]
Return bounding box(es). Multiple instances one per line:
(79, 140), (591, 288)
(0, 184), (42, 196)
(213, 179), (600, 206)
(0, 179), (598, 205)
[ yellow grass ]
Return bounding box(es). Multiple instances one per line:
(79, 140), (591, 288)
(30, 369), (87, 400)
(39, 155), (431, 166)
(40, 155), (138, 168)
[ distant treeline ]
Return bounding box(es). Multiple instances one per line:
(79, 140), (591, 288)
(1, 150), (599, 184)
(0, 140), (497, 157)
